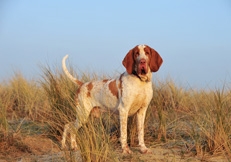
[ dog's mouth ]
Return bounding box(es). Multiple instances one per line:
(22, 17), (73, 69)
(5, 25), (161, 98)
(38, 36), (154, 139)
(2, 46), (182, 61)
(137, 58), (148, 76)
(137, 67), (150, 82)
(134, 58), (151, 81)
(141, 68), (147, 75)
(138, 65), (148, 76)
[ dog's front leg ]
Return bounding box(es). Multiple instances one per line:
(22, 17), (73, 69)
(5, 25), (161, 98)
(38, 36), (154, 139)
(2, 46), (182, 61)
(119, 110), (132, 154)
(136, 106), (152, 154)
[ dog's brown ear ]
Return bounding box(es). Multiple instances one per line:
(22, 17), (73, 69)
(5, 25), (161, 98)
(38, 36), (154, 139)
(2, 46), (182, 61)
(122, 49), (134, 74)
(149, 47), (163, 72)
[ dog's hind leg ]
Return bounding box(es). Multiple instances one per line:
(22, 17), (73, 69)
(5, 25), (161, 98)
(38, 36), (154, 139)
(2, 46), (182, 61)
(61, 123), (71, 149)
(61, 121), (82, 150)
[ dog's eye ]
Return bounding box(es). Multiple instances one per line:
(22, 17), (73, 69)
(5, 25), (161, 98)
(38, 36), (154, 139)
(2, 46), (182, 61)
(135, 52), (139, 57)
(146, 52), (150, 55)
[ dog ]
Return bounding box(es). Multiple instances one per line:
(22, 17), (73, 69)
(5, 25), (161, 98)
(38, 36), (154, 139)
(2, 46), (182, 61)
(61, 44), (163, 154)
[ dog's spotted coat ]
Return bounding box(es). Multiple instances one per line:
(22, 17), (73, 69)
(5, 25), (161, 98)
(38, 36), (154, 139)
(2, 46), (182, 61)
(61, 44), (163, 154)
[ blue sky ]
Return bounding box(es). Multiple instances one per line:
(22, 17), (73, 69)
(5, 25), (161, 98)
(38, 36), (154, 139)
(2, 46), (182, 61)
(0, 0), (231, 89)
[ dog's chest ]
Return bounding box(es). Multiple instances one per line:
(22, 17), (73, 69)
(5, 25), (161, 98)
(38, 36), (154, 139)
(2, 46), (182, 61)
(128, 84), (153, 116)
(121, 78), (153, 116)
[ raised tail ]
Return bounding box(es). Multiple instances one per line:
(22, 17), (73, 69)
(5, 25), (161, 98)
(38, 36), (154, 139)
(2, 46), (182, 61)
(62, 55), (83, 86)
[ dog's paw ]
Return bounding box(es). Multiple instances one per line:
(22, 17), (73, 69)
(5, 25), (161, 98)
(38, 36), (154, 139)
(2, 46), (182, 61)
(140, 147), (152, 154)
(61, 141), (66, 150)
(122, 145), (133, 154)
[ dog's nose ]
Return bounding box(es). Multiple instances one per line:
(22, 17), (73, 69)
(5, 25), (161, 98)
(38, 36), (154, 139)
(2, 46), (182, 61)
(140, 59), (146, 65)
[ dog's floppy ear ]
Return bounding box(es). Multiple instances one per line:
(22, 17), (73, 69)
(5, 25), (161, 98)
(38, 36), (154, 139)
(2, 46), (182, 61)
(149, 47), (163, 72)
(122, 48), (134, 74)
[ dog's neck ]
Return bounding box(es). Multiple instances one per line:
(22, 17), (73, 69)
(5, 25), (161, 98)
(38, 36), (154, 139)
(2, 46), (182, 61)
(132, 71), (152, 82)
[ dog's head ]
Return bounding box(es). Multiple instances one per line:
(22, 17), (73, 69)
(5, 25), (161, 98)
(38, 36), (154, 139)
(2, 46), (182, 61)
(122, 45), (163, 81)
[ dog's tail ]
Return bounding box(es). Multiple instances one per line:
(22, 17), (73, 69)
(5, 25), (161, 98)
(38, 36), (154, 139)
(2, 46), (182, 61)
(62, 55), (83, 86)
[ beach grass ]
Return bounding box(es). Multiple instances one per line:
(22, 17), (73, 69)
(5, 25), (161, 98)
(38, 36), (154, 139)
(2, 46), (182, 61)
(0, 64), (230, 161)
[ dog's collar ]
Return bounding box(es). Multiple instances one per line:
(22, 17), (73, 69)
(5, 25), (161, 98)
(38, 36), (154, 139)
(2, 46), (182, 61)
(132, 71), (150, 82)
(132, 71), (141, 80)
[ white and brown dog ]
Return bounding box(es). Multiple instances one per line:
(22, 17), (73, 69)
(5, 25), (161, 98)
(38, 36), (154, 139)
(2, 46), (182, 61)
(61, 44), (163, 154)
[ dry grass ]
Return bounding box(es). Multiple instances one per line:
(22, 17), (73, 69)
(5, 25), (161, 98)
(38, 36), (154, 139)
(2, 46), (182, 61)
(0, 64), (231, 161)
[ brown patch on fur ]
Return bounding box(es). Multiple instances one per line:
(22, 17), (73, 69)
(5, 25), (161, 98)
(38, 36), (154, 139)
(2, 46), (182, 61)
(76, 84), (83, 96)
(91, 106), (101, 118)
(144, 45), (163, 72)
(108, 80), (118, 99)
(103, 79), (109, 83)
(122, 46), (136, 74)
(144, 46), (151, 64)
(119, 73), (123, 97)
(75, 80), (83, 86)
(87, 82), (93, 97)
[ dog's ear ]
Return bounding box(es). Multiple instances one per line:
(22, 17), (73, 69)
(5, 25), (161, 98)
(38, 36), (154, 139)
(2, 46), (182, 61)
(149, 47), (163, 72)
(122, 48), (134, 74)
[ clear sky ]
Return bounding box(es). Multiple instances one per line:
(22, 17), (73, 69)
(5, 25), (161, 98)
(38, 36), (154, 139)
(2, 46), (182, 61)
(0, 0), (231, 89)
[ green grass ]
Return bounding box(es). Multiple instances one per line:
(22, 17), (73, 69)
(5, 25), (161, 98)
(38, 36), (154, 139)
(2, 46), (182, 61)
(0, 65), (231, 161)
